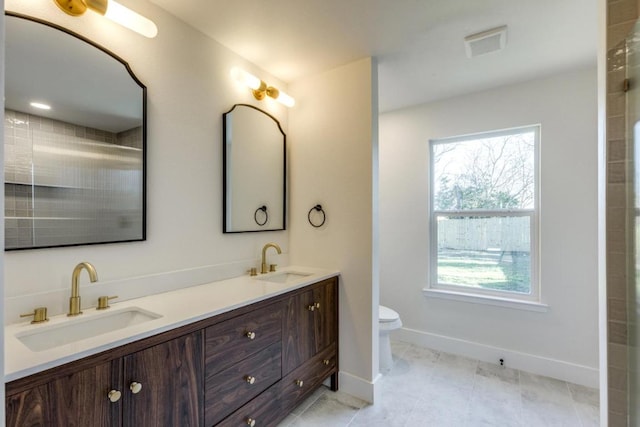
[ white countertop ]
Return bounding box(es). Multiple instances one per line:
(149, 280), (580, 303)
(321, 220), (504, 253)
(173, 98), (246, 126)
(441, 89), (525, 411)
(5, 266), (339, 382)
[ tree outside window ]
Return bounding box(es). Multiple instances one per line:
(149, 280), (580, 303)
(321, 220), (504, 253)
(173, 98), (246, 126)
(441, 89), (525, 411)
(430, 126), (539, 300)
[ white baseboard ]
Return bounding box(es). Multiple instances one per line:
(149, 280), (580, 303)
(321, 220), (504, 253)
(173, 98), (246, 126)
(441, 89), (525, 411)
(395, 327), (599, 389)
(338, 371), (382, 404)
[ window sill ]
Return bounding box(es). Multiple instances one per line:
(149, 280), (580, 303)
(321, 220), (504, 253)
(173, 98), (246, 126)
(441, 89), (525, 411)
(422, 288), (549, 312)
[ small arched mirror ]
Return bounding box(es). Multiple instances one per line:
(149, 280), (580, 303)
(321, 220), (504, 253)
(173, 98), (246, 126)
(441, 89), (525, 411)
(223, 104), (286, 232)
(4, 13), (146, 250)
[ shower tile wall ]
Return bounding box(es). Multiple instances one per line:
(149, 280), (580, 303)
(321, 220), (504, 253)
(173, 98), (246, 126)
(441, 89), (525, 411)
(606, 0), (637, 425)
(4, 109), (142, 248)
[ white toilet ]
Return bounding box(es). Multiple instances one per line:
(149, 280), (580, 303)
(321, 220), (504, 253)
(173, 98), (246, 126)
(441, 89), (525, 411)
(379, 305), (402, 373)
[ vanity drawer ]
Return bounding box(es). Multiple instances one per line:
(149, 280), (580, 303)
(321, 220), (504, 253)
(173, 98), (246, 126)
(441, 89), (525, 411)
(205, 342), (282, 426)
(280, 343), (337, 412)
(216, 385), (281, 427)
(205, 303), (282, 374)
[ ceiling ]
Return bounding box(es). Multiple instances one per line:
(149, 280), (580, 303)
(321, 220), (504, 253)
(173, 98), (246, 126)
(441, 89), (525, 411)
(149, 0), (598, 112)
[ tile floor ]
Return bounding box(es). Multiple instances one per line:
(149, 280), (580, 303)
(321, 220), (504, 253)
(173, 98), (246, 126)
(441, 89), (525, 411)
(278, 340), (599, 427)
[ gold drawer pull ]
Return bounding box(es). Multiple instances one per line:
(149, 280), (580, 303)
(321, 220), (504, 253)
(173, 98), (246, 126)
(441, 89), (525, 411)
(246, 418), (256, 427)
(246, 331), (256, 340)
(107, 390), (121, 403)
(295, 379), (304, 388)
(323, 359), (330, 366)
(129, 382), (143, 394)
(245, 375), (256, 385)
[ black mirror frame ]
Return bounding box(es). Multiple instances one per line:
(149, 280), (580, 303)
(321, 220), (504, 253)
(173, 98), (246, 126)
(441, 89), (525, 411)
(4, 12), (147, 250)
(222, 104), (286, 233)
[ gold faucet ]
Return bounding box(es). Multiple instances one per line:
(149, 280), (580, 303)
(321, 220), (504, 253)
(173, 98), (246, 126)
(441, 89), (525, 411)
(68, 262), (98, 316)
(261, 243), (282, 274)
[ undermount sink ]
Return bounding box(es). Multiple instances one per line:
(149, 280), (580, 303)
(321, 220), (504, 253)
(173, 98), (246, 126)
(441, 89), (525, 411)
(257, 271), (312, 284)
(16, 307), (162, 352)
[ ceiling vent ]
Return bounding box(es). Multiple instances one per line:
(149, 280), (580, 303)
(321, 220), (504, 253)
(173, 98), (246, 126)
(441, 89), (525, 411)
(464, 26), (507, 58)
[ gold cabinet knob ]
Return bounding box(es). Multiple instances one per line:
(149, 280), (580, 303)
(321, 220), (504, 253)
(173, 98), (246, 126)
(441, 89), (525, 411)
(323, 359), (330, 366)
(245, 375), (256, 385)
(20, 307), (49, 324)
(246, 418), (256, 427)
(314, 302), (321, 309)
(107, 390), (122, 403)
(246, 331), (256, 340)
(97, 295), (118, 310)
(129, 382), (143, 394)
(307, 305), (316, 312)
(295, 379), (304, 388)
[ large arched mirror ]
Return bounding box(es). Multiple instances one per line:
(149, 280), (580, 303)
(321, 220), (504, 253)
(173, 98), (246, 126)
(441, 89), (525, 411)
(223, 104), (285, 232)
(4, 12), (146, 250)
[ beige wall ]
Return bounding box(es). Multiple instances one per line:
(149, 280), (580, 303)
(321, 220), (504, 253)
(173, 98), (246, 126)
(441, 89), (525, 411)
(289, 58), (379, 400)
(3, 0), (291, 312)
(380, 67), (599, 386)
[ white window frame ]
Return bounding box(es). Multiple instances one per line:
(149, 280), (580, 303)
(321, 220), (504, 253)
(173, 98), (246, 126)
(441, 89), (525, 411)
(428, 125), (541, 303)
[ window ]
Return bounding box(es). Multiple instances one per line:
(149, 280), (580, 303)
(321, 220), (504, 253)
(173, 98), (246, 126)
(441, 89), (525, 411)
(429, 126), (539, 302)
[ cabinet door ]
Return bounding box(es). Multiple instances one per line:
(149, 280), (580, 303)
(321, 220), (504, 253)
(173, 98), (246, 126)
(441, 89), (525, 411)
(283, 277), (338, 374)
(122, 331), (203, 427)
(282, 289), (314, 374)
(6, 360), (121, 427)
(311, 279), (338, 354)
(7, 384), (50, 427)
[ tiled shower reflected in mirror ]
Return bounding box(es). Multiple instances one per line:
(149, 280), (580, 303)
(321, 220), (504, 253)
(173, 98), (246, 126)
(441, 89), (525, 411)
(4, 110), (143, 249)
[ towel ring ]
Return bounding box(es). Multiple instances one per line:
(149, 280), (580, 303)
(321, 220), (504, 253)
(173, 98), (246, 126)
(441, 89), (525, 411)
(254, 206), (268, 226)
(308, 204), (326, 228)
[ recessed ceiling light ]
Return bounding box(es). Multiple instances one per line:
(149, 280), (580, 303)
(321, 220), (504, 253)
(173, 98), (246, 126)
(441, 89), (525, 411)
(30, 102), (51, 110)
(464, 26), (507, 58)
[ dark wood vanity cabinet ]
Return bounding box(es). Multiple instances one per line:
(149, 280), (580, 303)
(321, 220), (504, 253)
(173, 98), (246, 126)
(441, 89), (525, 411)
(280, 277), (339, 416)
(204, 303), (283, 426)
(6, 360), (119, 427)
(209, 277), (339, 427)
(6, 276), (339, 427)
(6, 332), (202, 427)
(123, 332), (203, 426)
(283, 279), (338, 374)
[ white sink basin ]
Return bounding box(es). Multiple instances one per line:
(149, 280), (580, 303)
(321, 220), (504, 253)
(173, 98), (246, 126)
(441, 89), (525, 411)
(257, 271), (312, 284)
(16, 307), (162, 352)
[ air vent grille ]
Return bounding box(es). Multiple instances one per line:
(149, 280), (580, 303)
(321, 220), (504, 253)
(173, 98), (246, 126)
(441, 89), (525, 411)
(464, 26), (507, 58)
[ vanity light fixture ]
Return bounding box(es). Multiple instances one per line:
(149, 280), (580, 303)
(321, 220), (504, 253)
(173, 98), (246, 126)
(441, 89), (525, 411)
(54, 0), (158, 38)
(231, 67), (295, 108)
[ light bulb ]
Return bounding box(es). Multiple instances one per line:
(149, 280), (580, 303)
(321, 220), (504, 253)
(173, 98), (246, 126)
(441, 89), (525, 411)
(275, 91), (295, 108)
(54, 0), (157, 38)
(30, 102), (51, 110)
(230, 67), (295, 107)
(230, 67), (263, 91)
(104, 0), (158, 38)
